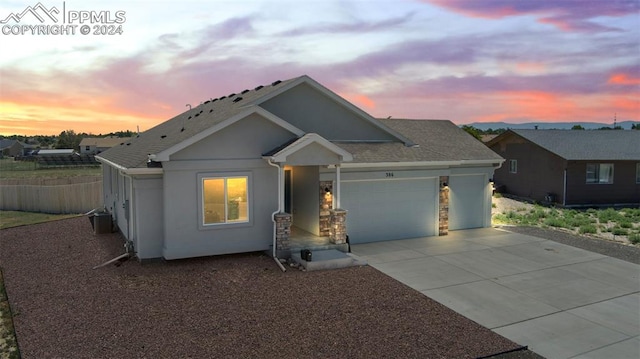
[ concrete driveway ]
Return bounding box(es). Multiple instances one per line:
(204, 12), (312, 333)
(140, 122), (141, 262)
(351, 228), (640, 359)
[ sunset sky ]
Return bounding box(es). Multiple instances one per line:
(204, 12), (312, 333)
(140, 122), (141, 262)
(0, 0), (638, 136)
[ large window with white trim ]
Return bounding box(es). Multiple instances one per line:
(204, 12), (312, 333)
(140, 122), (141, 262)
(202, 176), (249, 225)
(586, 163), (613, 184)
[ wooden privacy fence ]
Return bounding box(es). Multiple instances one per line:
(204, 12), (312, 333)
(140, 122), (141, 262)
(0, 177), (103, 214)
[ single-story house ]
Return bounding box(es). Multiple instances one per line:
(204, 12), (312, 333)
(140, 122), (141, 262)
(37, 149), (76, 156)
(487, 129), (640, 207)
(80, 136), (132, 154)
(96, 75), (503, 261)
(0, 139), (25, 157)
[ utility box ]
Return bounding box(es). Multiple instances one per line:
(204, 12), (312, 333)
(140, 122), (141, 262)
(92, 212), (112, 234)
(300, 249), (312, 262)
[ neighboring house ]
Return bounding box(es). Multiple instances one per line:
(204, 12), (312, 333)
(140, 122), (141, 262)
(37, 149), (76, 156)
(0, 139), (25, 157)
(80, 137), (132, 154)
(487, 129), (640, 207)
(96, 75), (503, 261)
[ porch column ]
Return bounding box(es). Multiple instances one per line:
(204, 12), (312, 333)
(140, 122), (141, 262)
(439, 176), (449, 236)
(274, 212), (292, 253)
(335, 165), (341, 209)
(329, 209), (347, 244)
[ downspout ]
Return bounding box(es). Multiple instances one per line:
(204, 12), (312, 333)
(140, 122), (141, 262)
(563, 169), (567, 207)
(335, 164), (341, 209)
(122, 173), (136, 255)
(266, 159), (287, 272)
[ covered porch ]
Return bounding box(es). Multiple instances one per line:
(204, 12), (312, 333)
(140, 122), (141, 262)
(263, 133), (352, 258)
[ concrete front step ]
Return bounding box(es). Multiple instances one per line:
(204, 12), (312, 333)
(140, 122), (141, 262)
(290, 249), (367, 271)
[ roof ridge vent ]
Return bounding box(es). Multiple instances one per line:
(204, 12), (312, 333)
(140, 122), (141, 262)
(255, 85), (264, 91)
(228, 93), (236, 98)
(241, 89), (249, 94)
(219, 96), (226, 100)
(271, 80), (282, 86)
(233, 97), (243, 103)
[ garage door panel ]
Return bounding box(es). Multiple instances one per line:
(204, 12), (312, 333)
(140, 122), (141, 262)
(449, 175), (486, 230)
(341, 178), (437, 244)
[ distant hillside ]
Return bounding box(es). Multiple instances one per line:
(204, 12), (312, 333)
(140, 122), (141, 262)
(463, 121), (637, 131)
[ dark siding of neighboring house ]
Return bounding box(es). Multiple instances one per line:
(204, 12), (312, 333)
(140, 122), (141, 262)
(1, 142), (24, 157)
(566, 161), (640, 206)
(489, 133), (566, 204)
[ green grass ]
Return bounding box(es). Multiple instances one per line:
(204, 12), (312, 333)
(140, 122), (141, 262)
(0, 158), (100, 179)
(629, 234), (640, 245)
(579, 224), (597, 234)
(0, 211), (79, 230)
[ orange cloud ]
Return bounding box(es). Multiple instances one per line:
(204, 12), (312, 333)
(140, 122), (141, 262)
(341, 93), (376, 109)
(0, 100), (165, 136)
(608, 73), (640, 85)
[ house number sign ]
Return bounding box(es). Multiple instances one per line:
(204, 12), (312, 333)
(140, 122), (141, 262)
(385, 172), (394, 177)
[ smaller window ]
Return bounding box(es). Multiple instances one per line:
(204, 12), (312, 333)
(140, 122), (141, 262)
(509, 159), (517, 174)
(85, 146), (90, 151)
(586, 163), (613, 184)
(636, 163), (640, 184)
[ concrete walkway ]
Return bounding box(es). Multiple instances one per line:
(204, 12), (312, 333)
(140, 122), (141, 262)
(351, 228), (640, 359)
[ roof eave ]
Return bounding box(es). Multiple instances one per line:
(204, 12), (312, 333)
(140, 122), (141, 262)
(340, 159), (504, 168)
(95, 155), (163, 175)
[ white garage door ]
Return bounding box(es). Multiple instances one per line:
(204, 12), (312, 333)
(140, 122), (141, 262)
(341, 178), (437, 244)
(449, 175), (486, 230)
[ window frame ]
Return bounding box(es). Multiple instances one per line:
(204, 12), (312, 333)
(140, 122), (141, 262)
(198, 172), (252, 229)
(586, 163), (614, 184)
(509, 159), (517, 174)
(636, 163), (640, 184)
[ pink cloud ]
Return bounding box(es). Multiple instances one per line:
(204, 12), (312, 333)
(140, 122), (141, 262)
(424, 0), (637, 31)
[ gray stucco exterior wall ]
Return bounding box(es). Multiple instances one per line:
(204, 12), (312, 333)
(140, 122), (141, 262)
(132, 177), (164, 259)
(260, 83), (397, 142)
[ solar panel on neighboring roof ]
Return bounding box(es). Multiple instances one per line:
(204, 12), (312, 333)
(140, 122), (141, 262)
(233, 97), (243, 103)
(241, 89), (249, 94)
(255, 85), (264, 91)
(272, 80), (282, 86)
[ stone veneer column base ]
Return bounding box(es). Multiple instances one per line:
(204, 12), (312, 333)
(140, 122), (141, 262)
(319, 181), (333, 236)
(439, 176), (449, 236)
(274, 213), (292, 255)
(329, 209), (347, 244)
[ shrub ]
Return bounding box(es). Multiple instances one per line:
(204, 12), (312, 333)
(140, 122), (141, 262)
(612, 227), (628, 236)
(629, 233), (640, 245)
(579, 224), (597, 234)
(598, 208), (622, 223)
(619, 221), (633, 229)
(544, 217), (567, 228)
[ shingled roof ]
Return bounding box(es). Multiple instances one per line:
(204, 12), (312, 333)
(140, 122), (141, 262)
(98, 75), (503, 170)
(493, 129), (640, 160)
(97, 77), (301, 169)
(337, 119), (503, 163)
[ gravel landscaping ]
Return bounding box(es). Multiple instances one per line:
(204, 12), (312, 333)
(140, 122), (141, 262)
(0, 217), (527, 359)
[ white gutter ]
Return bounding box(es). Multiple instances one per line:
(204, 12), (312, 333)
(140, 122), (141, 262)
(339, 159), (504, 168)
(95, 156), (163, 176)
(266, 159), (287, 272)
